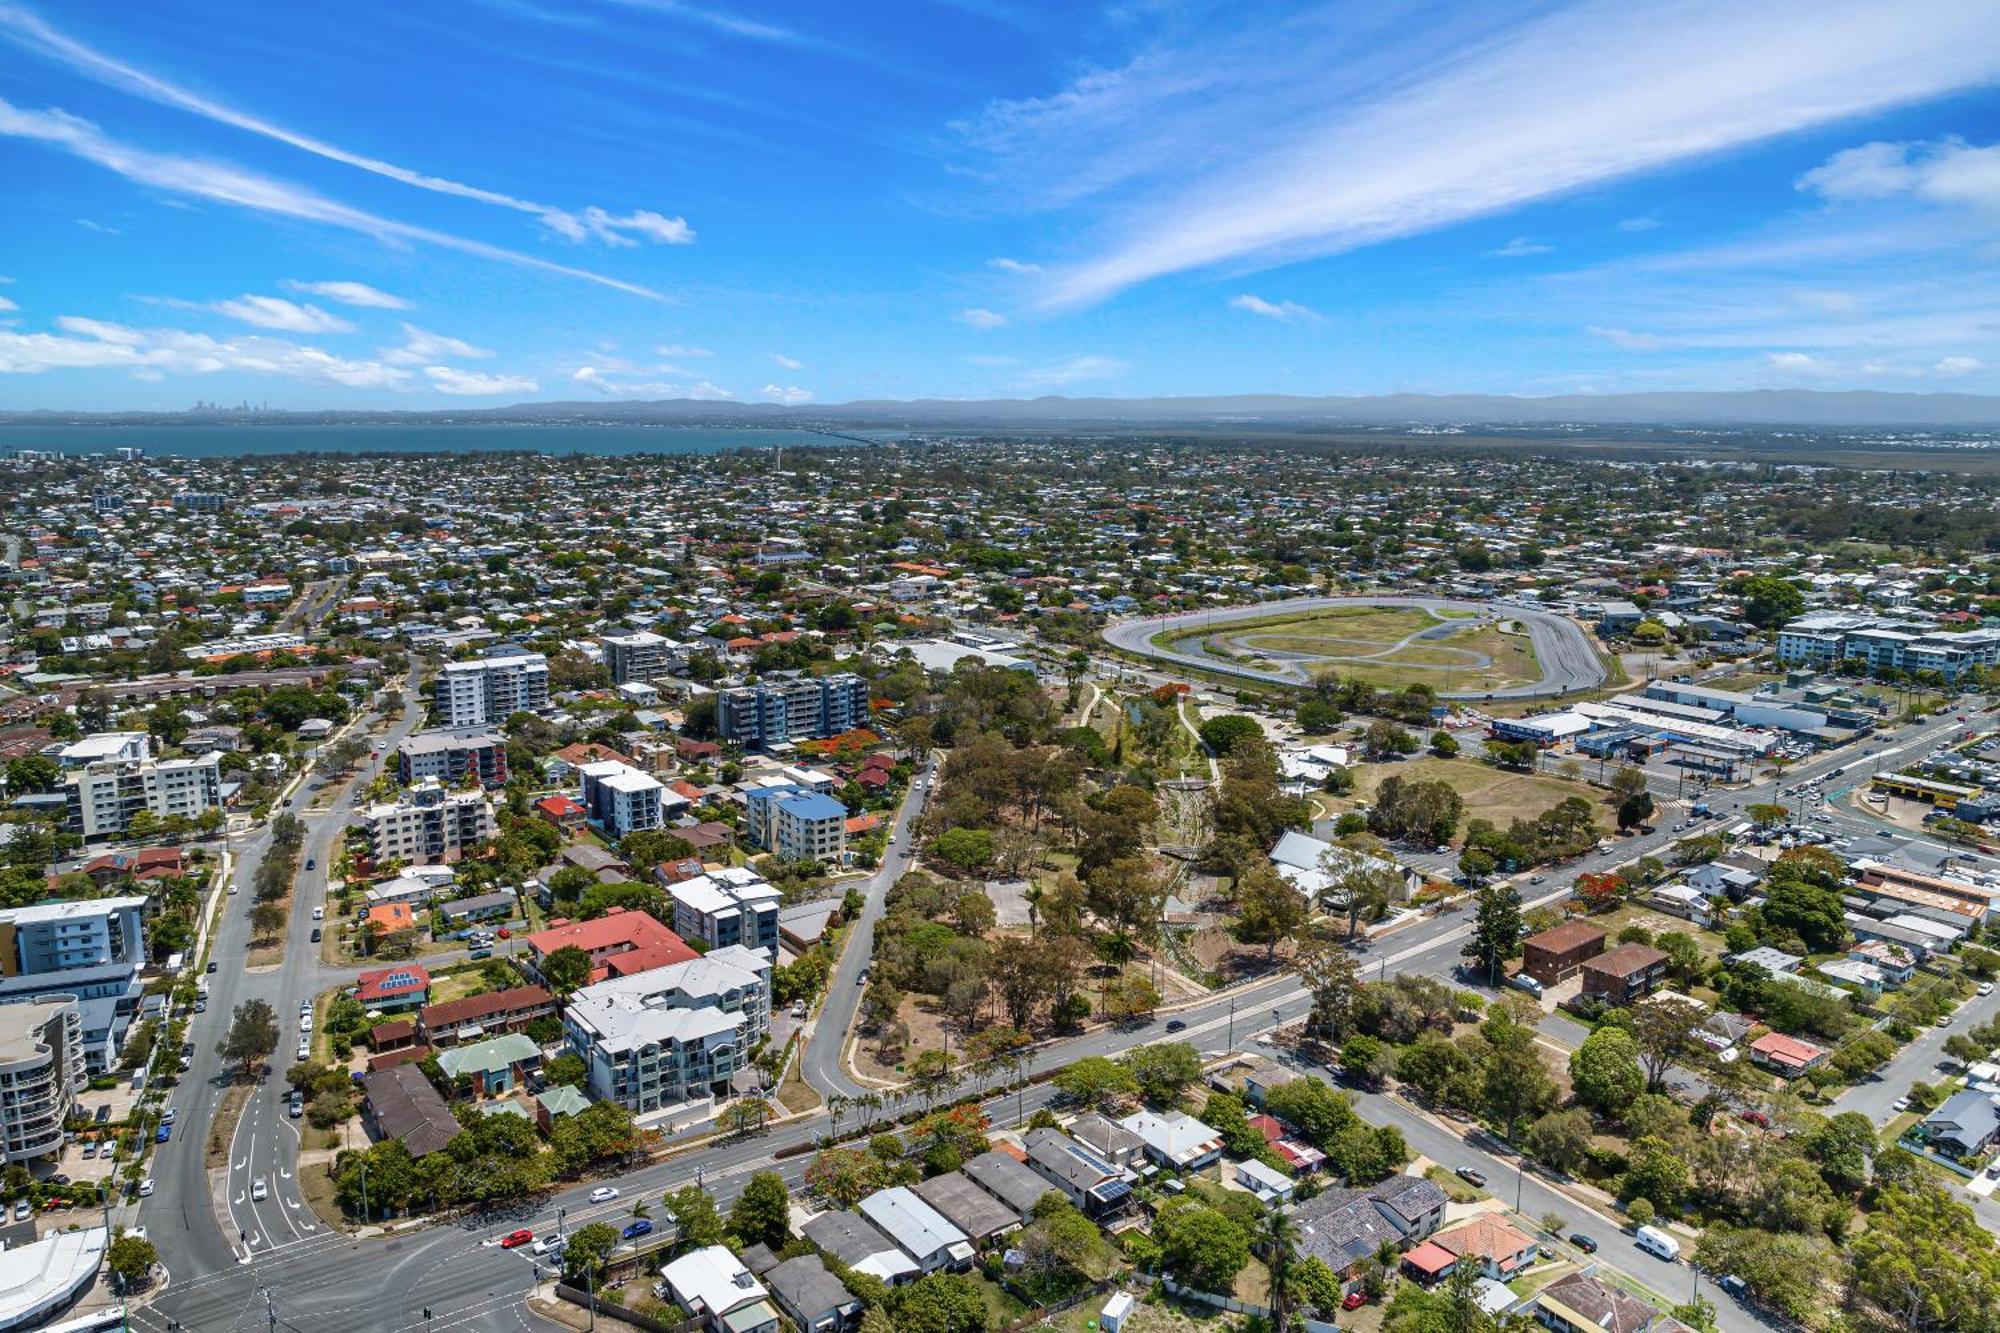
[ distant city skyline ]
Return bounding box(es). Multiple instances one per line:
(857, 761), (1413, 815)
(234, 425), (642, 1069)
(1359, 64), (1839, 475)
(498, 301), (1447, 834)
(1, 0), (1997, 409)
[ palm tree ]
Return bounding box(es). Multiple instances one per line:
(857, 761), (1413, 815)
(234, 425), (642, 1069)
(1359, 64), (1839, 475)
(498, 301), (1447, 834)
(1262, 1205), (1300, 1333)
(1023, 883), (1044, 939)
(857, 1092), (883, 1128)
(826, 1093), (849, 1140)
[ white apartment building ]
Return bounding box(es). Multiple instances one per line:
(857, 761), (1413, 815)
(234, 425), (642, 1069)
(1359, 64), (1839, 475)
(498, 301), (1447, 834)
(601, 630), (683, 686)
(438, 651), (550, 726)
(64, 752), (222, 839)
(361, 779), (496, 864)
(562, 945), (771, 1115)
(667, 869), (782, 959)
(0, 996), (84, 1164)
(577, 760), (671, 840)
(55, 732), (151, 768)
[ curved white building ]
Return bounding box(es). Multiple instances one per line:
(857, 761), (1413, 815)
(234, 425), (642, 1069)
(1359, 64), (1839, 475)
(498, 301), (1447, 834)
(0, 995), (85, 1164)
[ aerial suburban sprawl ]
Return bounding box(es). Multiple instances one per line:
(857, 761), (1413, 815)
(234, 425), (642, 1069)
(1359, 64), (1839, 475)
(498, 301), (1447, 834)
(0, 434), (1996, 1333)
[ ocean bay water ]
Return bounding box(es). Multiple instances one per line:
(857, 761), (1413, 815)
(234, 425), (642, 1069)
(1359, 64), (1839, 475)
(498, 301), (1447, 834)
(0, 423), (874, 458)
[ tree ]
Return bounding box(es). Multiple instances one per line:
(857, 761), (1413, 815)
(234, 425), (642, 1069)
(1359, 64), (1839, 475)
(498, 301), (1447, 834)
(952, 891), (996, 936)
(907, 1049), (961, 1112)
(932, 827), (996, 873)
(1198, 714), (1263, 756)
(1848, 1180), (2000, 1331)
(1295, 937), (1362, 1039)
(107, 1231), (156, 1290)
(216, 999), (278, 1079)
(540, 945), (593, 997)
(1122, 1042), (1203, 1106)
(562, 1222), (620, 1282)
(1329, 860), (1399, 940)
(1573, 872), (1623, 912)
(1482, 1027), (1558, 1142)
(1461, 884), (1524, 986)
(1568, 1026), (1645, 1116)
(1694, 1225), (1842, 1328)
(1263, 1205), (1300, 1333)
(1621, 1136), (1689, 1214)
(251, 900), (288, 940)
(805, 1148), (889, 1208)
(665, 1185), (724, 1249)
(1740, 575), (1806, 629)
(1630, 996), (1706, 1090)
(1746, 802), (1789, 829)
(893, 1273), (991, 1333)
(1525, 1108), (1594, 1174)
(1762, 874), (1848, 953)
(1155, 1200), (1250, 1292)
(729, 1171), (792, 1249)
(1616, 791), (1655, 831)
(1054, 1056), (1139, 1111)
(1236, 860), (1307, 960)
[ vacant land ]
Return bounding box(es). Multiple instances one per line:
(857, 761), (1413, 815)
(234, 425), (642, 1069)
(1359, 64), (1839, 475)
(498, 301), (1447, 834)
(1170, 605), (1540, 694)
(1332, 757), (1606, 839)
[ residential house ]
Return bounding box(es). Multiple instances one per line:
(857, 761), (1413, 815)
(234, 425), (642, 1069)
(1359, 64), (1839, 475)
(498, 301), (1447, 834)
(534, 794), (585, 832)
(858, 1187), (976, 1273)
(1021, 1128), (1133, 1218)
(801, 1211), (920, 1285)
(1685, 863), (1762, 902)
(1534, 1271), (1667, 1333)
(1748, 1031), (1829, 1079)
(764, 1255), (862, 1333)
(1247, 1114), (1327, 1174)
(355, 964), (431, 1015)
(659, 1245), (781, 1333)
(1292, 1174), (1449, 1286)
(1921, 1090), (2000, 1157)
(1268, 830), (1420, 906)
(1520, 921), (1607, 986)
(913, 1171), (1022, 1244)
(962, 1149), (1056, 1222)
(361, 1063), (458, 1159)
(1419, 1215), (1538, 1282)
(435, 1031), (540, 1097)
(417, 985), (556, 1048)
(1069, 1113), (1146, 1170)
(523, 907), (697, 986)
(437, 891), (519, 926)
(1118, 1109), (1224, 1172)
(1580, 943), (1669, 1005)
(1236, 1158), (1294, 1204)
(1647, 883), (1715, 927)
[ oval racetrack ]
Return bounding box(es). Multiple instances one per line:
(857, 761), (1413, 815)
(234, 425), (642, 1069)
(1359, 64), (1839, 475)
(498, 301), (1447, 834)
(1102, 595), (1608, 700)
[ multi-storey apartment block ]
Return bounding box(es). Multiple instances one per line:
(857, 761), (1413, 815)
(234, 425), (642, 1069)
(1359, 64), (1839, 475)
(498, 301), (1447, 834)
(361, 779), (496, 864)
(716, 674), (869, 746)
(562, 945), (772, 1115)
(64, 752), (222, 840)
(438, 651), (549, 726)
(396, 726), (510, 788)
(0, 996), (85, 1164)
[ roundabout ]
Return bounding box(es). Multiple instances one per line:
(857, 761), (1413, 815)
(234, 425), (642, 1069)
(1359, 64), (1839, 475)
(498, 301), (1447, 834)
(1103, 595), (1609, 700)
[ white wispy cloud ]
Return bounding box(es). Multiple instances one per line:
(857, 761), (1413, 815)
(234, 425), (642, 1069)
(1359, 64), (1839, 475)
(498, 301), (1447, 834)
(959, 1), (2000, 307)
(988, 257), (1042, 274)
(1616, 216), (1662, 232)
(209, 295), (353, 333)
(1765, 351), (1836, 375)
(1227, 293), (1322, 325)
(1788, 288), (1861, 315)
(957, 307), (1008, 329)
(1587, 326), (1664, 351)
(1486, 236), (1553, 258)
(1935, 356), (1984, 376)
(0, 295), (15, 313)
(770, 353), (804, 369)
(759, 384), (814, 404)
(0, 316), (410, 386)
(0, 96), (662, 298)
(383, 324), (490, 365)
(0, 4), (694, 248)
(283, 280), (408, 309)
(1011, 354), (1127, 388)
(596, 0), (799, 44)
(75, 217), (120, 234)
(1798, 136), (2000, 211)
(423, 365), (538, 395)
(656, 344), (713, 357)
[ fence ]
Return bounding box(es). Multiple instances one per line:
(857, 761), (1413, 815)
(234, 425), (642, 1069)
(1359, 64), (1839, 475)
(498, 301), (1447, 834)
(554, 1284), (704, 1333)
(1161, 1277), (1272, 1319)
(997, 1277), (1125, 1332)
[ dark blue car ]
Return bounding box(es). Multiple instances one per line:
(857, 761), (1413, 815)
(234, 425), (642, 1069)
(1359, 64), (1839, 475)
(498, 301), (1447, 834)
(155, 1124), (171, 1143)
(622, 1220), (652, 1240)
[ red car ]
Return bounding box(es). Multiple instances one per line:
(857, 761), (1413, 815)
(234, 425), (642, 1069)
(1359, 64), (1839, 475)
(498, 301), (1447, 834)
(500, 1229), (534, 1249)
(497, 929), (511, 940)
(1738, 1110), (1770, 1128)
(1342, 1293), (1368, 1311)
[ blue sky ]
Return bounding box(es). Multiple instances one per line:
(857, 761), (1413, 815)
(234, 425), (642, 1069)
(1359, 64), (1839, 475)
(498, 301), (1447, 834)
(1, 0), (1998, 409)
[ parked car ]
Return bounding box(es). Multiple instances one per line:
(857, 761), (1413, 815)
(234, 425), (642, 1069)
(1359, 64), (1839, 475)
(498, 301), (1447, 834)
(311, 928), (321, 943)
(206, 961), (218, 974)
(298, 1039), (311, 1060)
(1718, 1275), (1749, 1301)
(137, 1179), (154, 1199)
(312, 906), (324, 920)
(299, 1014), (313, 1033)
(1342, 1292), (1367, 1311)
(1569, 1233), (1597, 1254)
(155, 1125), (171, 1143)
(589, 1187), (620, 1204)
(1455, 1166), (1487, 1187)
(10, 1199), (27, 1220)
(1982, 982), (1995, 997)
(499, 1229), (534, 1249)
(622, 1219), (653, 1240)
(1739, 1110), (1770, 1128)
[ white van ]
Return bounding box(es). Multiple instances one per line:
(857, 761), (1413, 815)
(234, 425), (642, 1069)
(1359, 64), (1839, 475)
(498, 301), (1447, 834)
(1635, 1225), (1680, 1262)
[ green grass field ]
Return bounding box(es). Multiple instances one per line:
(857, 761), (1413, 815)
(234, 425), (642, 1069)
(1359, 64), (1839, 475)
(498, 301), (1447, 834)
(1171, 604), (1540, 693)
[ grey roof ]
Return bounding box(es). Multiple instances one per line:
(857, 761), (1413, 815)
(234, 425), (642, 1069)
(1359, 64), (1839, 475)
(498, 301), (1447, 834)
(764, 1255), (856, 1322)
(362, 1064), (458, 1158)
(1293, 1187), (1405, 1271)
(962, 1150), (1054, 1220)
(913, 1171), (1021, 1241)
(1022, 1128), (1119, 1189)
(1538, 1273), (1657, 1333)
(1365, 1174), (1448, 1229)
(801, 1210), (901, 1268)
(1069, 1113), (1144, 1160)
(1925, 1090), (2000, 1149)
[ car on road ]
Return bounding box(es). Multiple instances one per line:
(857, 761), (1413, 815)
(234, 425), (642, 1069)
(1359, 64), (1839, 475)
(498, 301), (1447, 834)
(1892, 1096), (1911, 1112)
(299, 1014), (313, 1032)
(1937, 1016), (1953, 1028)
(305, 859), (315, 871)
(622, 1219), (653, 1240)
(252, 1178), (267, 1202)
(1718, 1275), (1750, 1301)
(155, 1125), (171, 1143)
(499, 1229), (534, 1249)
(589, 1186), (620, 1203)
(1981, 982), (1995, 997)
(137, 1179), (153, 1199)
(312, 906), (324, 920)
(1568, 1233), (1597, 1254)
(1454, 1167), (1487, 1188)
(532, 1236), (566, 1257)
(206, 961), (218, 974)
(1165, 1019), (1188, 1033)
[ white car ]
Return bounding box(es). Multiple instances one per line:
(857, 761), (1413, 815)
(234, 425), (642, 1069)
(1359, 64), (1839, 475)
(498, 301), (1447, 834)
(1981, 982), (1995, 997)
(138, 1178), (154, 1198)
(297, 1039), (311, 1060)
(312, 906), (324, 921)
(299, 1014), (313, 1033)
(589, 1186), (620, 1204)
(252, 1178), (267, 1202)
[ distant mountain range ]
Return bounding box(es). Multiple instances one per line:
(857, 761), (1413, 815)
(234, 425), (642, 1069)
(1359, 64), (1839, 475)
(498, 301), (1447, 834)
(5, 388), (2000, 429)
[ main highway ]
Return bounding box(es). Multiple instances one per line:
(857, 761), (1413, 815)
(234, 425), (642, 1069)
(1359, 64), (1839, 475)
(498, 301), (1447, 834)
(129, 669), (1983, 1332)
(1102, 595), (1609, 700)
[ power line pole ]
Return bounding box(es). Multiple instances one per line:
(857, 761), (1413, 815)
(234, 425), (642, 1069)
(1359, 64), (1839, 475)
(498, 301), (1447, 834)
(261, 1286), (278, 1333)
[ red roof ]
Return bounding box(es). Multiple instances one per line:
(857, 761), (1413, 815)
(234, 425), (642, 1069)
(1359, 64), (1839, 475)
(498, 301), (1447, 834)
(535, 794), (584, 818)
(1750, 1031), (1826, 1069)
(525, 907), (696, 980)
(357, 964), (431, 1006)
(845, 813), (881, 835)
(1402, 1240), (1456, 1276)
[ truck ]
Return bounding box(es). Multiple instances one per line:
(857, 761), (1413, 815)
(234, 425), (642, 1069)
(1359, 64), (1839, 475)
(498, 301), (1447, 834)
(1634, 1225), (1680, 1262)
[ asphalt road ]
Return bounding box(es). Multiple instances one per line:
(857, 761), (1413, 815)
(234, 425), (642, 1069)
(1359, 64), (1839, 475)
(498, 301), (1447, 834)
(799, 755), (940, 1099)
(1101, 595), (1608, 700)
